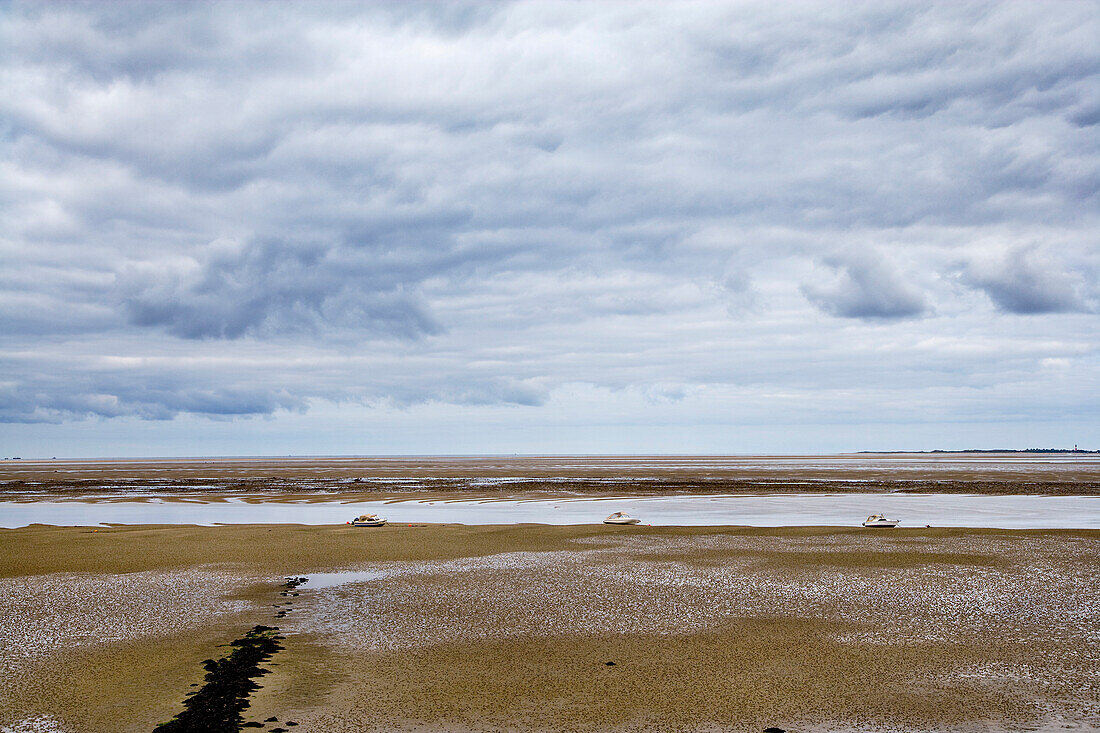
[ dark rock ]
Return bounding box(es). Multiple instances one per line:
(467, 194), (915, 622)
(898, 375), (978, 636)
(605, 661), (616, 666)
(265, 717), (278, 722)
(763, 728), (786, 733)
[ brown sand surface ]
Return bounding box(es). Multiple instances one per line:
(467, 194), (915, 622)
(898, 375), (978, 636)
(1, 524), (1098, 732)
(2, 454), (1099, 500)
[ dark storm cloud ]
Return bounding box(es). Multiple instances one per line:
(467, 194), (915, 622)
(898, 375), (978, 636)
(1, 0), (1098, 430)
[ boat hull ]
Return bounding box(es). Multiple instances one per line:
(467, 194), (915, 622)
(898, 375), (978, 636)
(862, 521), (899, 528)
(352, 521), (386, 527)
(604, 518), (641, 525)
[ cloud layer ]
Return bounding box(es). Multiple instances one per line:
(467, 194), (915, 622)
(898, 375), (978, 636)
(1, 1), (1098, 451)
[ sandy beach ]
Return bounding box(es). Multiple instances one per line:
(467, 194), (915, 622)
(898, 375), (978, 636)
(2, 523), (1098, 732)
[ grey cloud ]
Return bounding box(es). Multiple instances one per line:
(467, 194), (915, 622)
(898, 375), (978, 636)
(120, 237), (442, 340)
(1070, 104), (1100, 128)
(0, 348), (546, 422)
(714, 267), (756, 314)
(963, 246), (1091, 315)
(354, 1), (501, 35)
(0, 364), (309, 424)
(433, 379), (548, 408)
(802, 250), (928, 320)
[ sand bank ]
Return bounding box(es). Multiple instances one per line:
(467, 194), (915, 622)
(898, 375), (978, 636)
(2, 524), (1098, 732)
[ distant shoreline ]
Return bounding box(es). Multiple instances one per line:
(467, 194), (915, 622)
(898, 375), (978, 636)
(3, 449), (1097, 462)
(858, 449), (1098, 454)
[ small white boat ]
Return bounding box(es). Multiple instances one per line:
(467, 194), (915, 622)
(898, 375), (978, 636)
(603, 512), (641, 525)
(350, 513), (387, 527)
(862, 514), (899, 528)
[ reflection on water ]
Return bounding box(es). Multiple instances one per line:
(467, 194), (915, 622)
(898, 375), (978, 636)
(0, 493), (1098, 529)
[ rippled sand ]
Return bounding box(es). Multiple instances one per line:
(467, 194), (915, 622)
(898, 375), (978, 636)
(2, 524), (1098, 732)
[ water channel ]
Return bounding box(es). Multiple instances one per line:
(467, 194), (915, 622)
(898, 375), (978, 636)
(1, 493), (1098, 528)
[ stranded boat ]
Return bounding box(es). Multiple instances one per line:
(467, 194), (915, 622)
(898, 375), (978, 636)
(604, 511), (641, 525)
(350, 513), (387, 527)
(862, 514), (899, 528)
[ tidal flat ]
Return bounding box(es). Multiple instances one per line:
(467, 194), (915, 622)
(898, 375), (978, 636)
(2, 524), (1098, 732)
(3, 454), (1099, 500)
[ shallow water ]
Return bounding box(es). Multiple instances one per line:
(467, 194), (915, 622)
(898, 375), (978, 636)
(303, 570), (390, 589)
(1, 493), (1098, 528)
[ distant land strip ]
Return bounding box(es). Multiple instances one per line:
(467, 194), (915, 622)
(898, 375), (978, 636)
(858, 449), (1098, 454)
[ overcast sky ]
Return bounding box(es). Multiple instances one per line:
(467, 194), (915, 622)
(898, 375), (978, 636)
(1, 1), (1098, 457)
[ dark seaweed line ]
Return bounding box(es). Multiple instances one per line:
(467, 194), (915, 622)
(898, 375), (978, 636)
(154, 625), (285, 733)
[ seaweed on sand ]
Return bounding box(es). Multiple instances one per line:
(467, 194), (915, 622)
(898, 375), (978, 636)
(155, 625), (284, 732)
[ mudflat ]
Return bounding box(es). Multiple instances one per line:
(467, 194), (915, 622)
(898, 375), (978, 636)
(2, 523), (1098, 732)
(2, 454), (1099, 500)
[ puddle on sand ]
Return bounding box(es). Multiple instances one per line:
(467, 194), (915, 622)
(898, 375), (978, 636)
(301, 570), (390, 589)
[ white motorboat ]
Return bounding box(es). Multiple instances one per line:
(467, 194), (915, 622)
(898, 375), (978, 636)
(862, 514), (899, 528)
(350, 513), (387, 527)
(603, 512), (641, 525)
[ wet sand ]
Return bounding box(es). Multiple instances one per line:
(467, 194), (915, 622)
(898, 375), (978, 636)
(3, 454), (1099, 502)
(2, 524), (1098, 732)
